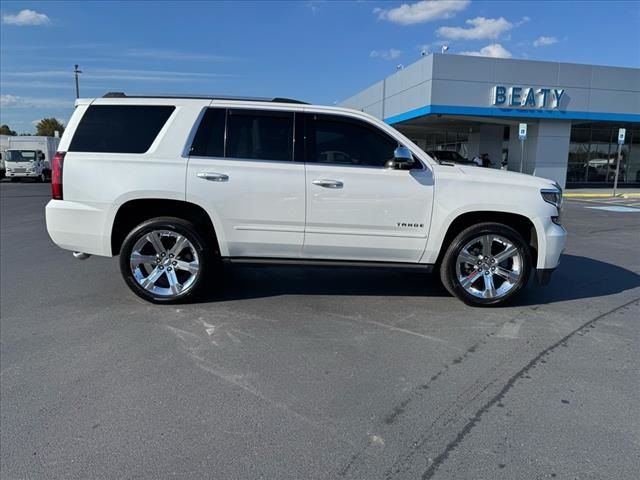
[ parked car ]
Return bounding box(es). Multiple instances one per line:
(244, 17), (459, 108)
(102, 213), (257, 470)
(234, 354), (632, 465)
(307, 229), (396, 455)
(45, 93), (566, 306)
(426, 150), (476, 166)
(587, 158), (623, 182)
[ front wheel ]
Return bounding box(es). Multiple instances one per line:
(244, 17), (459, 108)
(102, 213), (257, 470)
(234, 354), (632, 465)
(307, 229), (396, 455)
(119, 217), (213, 303)
(440, 223), (532, 307)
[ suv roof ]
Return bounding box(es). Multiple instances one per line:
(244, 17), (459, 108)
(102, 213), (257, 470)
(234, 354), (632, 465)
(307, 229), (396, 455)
(102, 92), (308, 105)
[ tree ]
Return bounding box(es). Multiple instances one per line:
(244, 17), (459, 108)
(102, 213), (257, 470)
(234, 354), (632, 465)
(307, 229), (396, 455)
(0, 124), (16, 136)
(35, 118), (65, 137)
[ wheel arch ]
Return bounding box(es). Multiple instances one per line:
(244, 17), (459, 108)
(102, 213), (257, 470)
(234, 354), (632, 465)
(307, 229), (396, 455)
(433, 210), (538, 267)
(111, 198), (220, 256)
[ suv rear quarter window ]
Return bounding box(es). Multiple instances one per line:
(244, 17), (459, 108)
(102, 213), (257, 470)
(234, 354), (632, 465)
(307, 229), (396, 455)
(68, 105), (175, 154)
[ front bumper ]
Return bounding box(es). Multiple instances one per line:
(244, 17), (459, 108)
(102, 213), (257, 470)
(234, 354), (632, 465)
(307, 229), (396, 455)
(7, 172), (38, 177)
(533, 217), (567, 270)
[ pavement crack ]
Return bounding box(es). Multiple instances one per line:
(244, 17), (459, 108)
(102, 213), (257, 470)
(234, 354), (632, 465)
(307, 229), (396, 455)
(339, 340), (482, 477)
(418, 296), (640, 480)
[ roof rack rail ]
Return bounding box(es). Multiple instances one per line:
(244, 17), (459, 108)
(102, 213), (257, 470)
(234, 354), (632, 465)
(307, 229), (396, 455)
(101, 92), (308, 104)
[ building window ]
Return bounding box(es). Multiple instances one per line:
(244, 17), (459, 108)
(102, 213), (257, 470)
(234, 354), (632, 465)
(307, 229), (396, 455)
(628, 130), (640, 183)
(419, 129), (470, 159)
(567, 123), (639, 185)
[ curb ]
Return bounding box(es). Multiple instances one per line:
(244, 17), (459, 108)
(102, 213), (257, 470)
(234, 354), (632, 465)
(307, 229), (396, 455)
(564, 193), (640, 199)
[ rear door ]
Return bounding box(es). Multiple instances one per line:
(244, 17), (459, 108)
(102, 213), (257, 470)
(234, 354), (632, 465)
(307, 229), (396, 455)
(186, 107), (305, 258)
(302, 112), (433, 263)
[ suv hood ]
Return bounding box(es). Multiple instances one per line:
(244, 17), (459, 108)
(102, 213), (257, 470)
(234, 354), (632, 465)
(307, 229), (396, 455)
(455, 165), (559, 190)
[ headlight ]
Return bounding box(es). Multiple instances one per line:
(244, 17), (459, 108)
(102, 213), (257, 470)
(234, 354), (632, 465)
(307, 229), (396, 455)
(541, 185), (562, 209)
(541, 184), (563, 225)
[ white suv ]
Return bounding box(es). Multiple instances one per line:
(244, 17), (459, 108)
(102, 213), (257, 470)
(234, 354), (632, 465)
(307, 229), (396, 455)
(45, 93), (566, 306)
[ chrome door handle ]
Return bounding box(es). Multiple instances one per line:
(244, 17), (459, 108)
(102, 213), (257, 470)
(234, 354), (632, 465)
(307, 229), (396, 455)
(197, 172), (229, 182)
(312, 179), (343, 189)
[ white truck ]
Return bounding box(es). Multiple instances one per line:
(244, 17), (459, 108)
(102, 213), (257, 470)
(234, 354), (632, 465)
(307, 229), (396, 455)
(0, 134), (9, 179)
(45, 93), (566, 306)
(2, 135), (60, 182)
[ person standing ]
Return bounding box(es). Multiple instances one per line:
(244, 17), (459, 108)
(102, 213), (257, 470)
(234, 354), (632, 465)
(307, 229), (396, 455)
(481, 153), (494, 168)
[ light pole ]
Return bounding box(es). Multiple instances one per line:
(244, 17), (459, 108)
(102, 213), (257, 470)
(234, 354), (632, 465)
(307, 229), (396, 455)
(74, 64), (82, 99)
(613, 128), (626, 197)
(518, 123), (527, 173)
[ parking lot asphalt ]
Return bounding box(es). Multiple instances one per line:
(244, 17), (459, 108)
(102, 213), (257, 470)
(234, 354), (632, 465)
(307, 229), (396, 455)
(1, 182), (639, 480)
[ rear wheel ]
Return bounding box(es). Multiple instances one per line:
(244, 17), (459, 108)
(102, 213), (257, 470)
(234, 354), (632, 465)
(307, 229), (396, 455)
(440, 222), (531, 306)
(119, 217), (213, 303)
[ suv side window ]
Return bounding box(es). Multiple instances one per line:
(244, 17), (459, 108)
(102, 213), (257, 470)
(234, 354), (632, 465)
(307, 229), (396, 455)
(226, 109), (293, 161)
(305, 113), (398, 168)
(69, 105), (175, 154)
(190, 108), (225, 157)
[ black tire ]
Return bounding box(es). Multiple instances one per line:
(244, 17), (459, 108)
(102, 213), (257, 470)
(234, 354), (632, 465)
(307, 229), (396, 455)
(119, 217), (215, 304)
(439, 222), (532, 307)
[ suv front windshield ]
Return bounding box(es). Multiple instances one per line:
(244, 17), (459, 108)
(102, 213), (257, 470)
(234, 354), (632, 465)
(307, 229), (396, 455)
(5, 150), (37, 162)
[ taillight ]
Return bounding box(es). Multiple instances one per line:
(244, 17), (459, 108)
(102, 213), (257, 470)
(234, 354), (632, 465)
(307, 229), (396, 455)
(51, 151), (65, 200)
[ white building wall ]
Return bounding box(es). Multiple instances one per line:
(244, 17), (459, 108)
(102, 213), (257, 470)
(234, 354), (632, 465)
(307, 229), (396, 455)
(508, 120), (571, 187)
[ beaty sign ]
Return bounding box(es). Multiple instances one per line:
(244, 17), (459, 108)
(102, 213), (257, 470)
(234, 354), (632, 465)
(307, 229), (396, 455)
(493, 86), (565, 109)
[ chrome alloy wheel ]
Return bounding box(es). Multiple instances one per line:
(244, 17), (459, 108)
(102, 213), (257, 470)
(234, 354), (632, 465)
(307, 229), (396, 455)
(129, 230), (200, 297)
(454, 234), (523, 299)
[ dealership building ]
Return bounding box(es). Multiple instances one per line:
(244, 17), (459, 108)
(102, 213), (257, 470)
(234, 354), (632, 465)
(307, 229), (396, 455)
(341, 54), (640, 188)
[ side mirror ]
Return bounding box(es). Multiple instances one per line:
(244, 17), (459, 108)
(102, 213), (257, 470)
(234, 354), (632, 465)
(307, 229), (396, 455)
(385, 146), (415, 170)
(37, 152), (45, 161)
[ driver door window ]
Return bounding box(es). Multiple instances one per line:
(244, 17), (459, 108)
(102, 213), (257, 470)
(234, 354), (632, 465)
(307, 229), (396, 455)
(306, 114), (398, 168)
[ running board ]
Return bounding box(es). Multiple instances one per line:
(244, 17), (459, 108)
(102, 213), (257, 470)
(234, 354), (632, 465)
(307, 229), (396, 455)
(221, 257), (433, 272)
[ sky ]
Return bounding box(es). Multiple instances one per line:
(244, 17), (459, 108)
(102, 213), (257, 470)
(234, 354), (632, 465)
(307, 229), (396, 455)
(1, 0), (639, 133)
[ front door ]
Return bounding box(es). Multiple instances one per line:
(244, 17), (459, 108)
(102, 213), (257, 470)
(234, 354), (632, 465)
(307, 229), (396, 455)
(302, 113), (433, 263)
(186, 107), (305, 258)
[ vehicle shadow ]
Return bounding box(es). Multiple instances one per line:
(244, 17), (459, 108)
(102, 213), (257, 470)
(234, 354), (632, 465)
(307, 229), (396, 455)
(207, 264), (447, 301)
(519, 254), (640, 305)
(204, 254), (640, 305)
